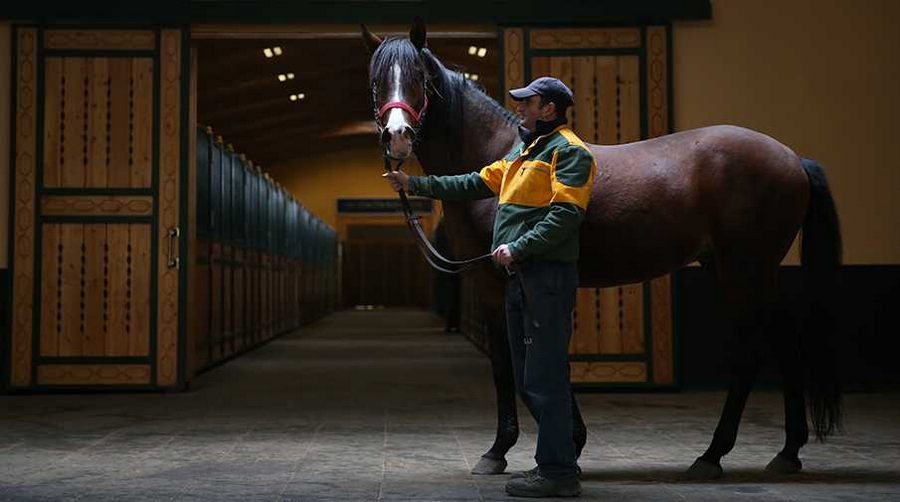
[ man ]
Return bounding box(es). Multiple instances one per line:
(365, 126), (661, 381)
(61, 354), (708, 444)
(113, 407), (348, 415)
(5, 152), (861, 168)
(383, 77), (595, 498)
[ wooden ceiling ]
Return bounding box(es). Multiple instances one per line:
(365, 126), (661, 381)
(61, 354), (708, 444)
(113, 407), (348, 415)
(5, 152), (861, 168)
(196, 35), (499, 167)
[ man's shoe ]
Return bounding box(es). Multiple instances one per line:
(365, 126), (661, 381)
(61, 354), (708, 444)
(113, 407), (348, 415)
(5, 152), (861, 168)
(509, 466), (539, 480)
(505, 474), (581, 498)
(511, 464), (581, 480)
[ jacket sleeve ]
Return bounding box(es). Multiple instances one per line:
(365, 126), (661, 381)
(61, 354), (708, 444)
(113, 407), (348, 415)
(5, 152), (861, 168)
(407, 159), (505, 200)
(507, 145), (595, 260)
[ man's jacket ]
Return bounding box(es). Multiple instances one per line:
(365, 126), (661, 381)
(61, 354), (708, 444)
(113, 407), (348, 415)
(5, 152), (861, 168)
(408, 124), (595, 263)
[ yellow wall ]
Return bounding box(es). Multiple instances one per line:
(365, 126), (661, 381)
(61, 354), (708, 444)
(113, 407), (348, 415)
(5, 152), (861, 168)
(674, 0), (900, 264)
(267, 142), (427, 230)
(1, 23), (10, 269)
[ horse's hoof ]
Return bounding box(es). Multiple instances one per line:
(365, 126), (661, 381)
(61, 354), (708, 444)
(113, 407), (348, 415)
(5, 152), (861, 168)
(684, 457), (723, 480)
(471, 455), (507, 475)
(765, 453), (802, 475)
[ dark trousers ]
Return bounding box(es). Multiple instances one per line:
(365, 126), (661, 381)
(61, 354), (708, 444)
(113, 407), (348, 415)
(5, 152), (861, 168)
(505, 261), (578, 479)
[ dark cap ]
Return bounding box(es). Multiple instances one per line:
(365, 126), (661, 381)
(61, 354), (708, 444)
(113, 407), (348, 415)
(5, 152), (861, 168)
(508, 76), (574, 107)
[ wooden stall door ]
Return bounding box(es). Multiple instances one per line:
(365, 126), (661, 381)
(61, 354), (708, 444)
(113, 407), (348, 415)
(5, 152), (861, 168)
(7, 28), (185, 389)
(502, 27), (675, 388)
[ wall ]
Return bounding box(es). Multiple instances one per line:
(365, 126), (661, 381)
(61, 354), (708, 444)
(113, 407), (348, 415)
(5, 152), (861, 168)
(672, 0), (900, 389)
(674, 0), (900, 265)
(267, 141), (428, 230)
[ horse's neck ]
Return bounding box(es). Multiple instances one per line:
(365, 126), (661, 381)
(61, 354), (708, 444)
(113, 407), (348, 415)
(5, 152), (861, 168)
(416, 82), (518, 176)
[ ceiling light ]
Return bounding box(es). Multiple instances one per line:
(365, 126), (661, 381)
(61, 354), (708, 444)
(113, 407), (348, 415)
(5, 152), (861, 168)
(278, 74), (287, 82)
(468, 46), (477, 55)
(471, 74), (479, 81)
(298, 93), (306, 100)
(263, 48), (273, 58)
(477, 47), (487, 57)
(272, 46), (283, 56)
(287, 73), (295, 80)
(289, 94), (297, 101)
(464, 72), (470, 79)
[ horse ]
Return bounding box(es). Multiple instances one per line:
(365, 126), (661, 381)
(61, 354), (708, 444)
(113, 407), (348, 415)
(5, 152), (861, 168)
(362, 19), (843, 479)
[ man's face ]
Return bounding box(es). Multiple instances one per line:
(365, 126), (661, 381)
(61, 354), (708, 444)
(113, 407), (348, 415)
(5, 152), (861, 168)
(515, 95), (554, 132)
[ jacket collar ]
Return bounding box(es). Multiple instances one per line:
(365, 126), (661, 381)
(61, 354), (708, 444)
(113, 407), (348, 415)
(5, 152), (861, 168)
(518, 122), (570, 157)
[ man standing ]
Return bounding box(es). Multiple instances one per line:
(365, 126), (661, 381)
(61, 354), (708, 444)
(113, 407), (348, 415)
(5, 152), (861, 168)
(383, 77), (595, 498)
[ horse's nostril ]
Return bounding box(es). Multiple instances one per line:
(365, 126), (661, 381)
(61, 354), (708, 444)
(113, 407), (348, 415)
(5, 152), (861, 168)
(404, 127), (416, 141)
(380, 129), (391, 144)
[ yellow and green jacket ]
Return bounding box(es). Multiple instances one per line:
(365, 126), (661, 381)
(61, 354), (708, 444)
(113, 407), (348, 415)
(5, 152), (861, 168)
(408, 124), (595, 263)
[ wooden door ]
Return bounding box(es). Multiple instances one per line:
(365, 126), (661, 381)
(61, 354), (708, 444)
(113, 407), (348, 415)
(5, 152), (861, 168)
(502, 27), (675, 388)
(7, 27), (186, 389)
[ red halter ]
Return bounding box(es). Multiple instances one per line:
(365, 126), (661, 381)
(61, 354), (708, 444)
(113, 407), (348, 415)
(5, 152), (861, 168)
(376, 94), (429, 127)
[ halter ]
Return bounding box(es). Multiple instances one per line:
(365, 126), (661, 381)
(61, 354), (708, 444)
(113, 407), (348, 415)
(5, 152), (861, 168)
(372, 81), (429, 131)
(377, 94), (429, 127)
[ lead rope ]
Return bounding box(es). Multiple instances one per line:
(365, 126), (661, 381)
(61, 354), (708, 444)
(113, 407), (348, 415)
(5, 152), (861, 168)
(383, 157), (539, 332)
(383, 156), (492, 273)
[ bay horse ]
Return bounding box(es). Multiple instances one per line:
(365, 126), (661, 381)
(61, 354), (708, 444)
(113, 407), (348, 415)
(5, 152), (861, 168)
(362, 19), (842, 479)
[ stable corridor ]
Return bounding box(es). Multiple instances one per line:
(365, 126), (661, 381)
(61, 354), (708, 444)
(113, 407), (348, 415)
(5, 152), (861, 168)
(1, 309), (899, 501)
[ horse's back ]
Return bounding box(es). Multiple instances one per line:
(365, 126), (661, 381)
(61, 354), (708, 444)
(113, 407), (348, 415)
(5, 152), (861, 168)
(576, 125), (808, 286)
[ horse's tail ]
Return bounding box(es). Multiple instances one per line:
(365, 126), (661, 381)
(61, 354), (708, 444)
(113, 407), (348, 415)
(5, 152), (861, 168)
(798, 157), (843, 441)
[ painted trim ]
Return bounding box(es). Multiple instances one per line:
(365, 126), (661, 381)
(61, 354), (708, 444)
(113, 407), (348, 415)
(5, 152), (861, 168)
(40, 215), (154, 223)
(177, 25), (190, 389)
(42, 188), (155, 196)
(569, 353), (648, 363)
(529, 48), (642, 57)
(643, 280), (654, 383)
(30, 27), (44, 386)
(639, 26), (648, 141)
(3, 26), (18, 391)
(38, 356), (150, 364)
(666, 22), (674, 134)
(149, 27), (160, 386)
(43, 49), (154, 58)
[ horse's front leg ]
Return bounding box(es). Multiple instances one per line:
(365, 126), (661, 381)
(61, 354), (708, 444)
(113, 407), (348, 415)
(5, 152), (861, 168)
(472, 316), (520, 474)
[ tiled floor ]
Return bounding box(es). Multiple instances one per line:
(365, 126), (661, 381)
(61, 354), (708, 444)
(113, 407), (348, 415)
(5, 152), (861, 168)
(1, 309), (898, 501)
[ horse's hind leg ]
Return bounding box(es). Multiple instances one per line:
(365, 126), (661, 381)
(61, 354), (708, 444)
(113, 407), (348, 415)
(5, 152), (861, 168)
(686, 262), (775, 480)
(686, 312), (763, 479)
(765, 308), (808, 474)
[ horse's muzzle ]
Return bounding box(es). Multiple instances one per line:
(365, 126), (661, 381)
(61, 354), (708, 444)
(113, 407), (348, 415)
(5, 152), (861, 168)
(381, 125), (415, 159)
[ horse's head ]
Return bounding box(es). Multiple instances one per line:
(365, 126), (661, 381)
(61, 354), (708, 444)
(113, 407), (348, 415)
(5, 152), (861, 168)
(362, 18), (432, 161)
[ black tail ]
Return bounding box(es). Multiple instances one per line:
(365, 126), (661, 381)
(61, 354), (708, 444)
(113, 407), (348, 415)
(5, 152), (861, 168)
(799, 157), (843, 441)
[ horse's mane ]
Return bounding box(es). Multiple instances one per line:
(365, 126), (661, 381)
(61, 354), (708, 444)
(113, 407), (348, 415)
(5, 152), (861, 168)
(421, 48), (519, 131)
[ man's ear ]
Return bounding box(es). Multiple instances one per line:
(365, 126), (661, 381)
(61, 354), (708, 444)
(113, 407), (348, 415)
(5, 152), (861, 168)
(542, 101), (557, 119)
(410, 16), (427, 51)
(361, 24), (382, 54)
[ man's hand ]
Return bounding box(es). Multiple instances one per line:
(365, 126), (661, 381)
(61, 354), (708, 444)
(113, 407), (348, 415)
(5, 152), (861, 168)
(492, 244), (515, 267)
(382, 170), (410, 192)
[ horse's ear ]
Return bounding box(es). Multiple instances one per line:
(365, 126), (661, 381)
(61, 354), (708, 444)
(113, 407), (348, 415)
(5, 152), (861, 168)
(410, 16), (427, 51)
(360, 24), (382, 54)
(420, 48), (442, 81)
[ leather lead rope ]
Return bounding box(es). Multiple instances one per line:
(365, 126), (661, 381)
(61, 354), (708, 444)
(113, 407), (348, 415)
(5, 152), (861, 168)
(384, 157), (492, 274)
(383, 156), (539, 333)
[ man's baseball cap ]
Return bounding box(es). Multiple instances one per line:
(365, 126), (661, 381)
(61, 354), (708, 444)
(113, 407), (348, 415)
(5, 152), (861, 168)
(508, 77), (574, 107)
